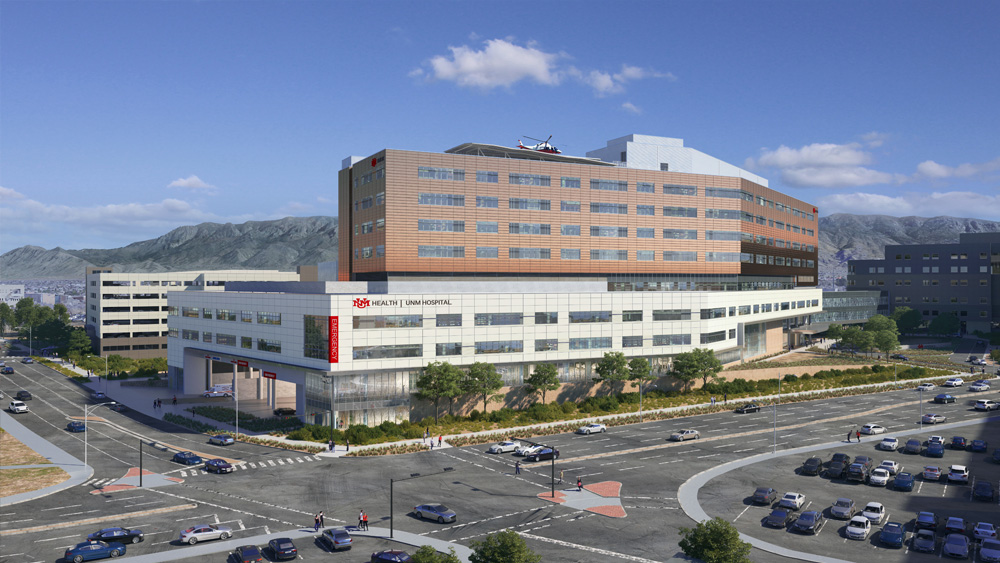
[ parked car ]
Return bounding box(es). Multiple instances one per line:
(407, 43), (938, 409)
(488, 440), (521, 454)
(792, 510), (826, 534)
(923, 466), (942, 480)
(973, 480), (996, 502)
(208, 435), (234, 446)
(371, 551), (412, 563)
(980, 539), (1000, 563)
(846, 463), (870, 483)
(576, 423), (607, 434)
(935, 394), (957, 404)
(87, 527), (143, 544)
(735, 403), (761, 414)
(970, 382), (991, 392)
(669, 429), (700, 441)
(67, 421), (86, 432)
(179, 524), (232, 544)
(234, 545), (263, 563)
(970, 439), (988, 452)
(320, 527), (352, 551)
(204, 458), (233, 474)
(869, 468), (891, 486)
(854, 456), (874, 470)
(751, 487), (777, 505)
(916, 382), (936, 391)
(943, 377), (964, 387)
(862, 502), (888, 525)
(893, 472), (914, 491)
(904, 439), (922, 454)
(273, 407), (296, 416)
(947, 465), (969, 483)
(267, 537), (298, 560)
(923, 413), (947, 424)
(926, 443), (945, 458)
(914, 511), (939, 530)
(942, 534), (970, 559)
(974, 522), (999, 541)
(878, 437), (899, 451)
(8, 400), (28, 413)
(826, 461), (848, 479)
(15, 390), (31, 400)
(413, 504), (457, 523)
(911, 529), (937, 553)
(950, 436), (967, 450)
(63, 540), (126, 562)
(860, 423), (886, 435)
(879, 522), (905, 548)
(800, 457), (823, 475)
(975, 399), (999, 411)
(202, 389), (232, 398)
(929, 435), (944, 444)
(830, 498), (856, 519)
(514, 444), (542, 457)
(890, 354), (909, 360)
(944, 516), (967, 535)
(878, 460), (902, 475)
(763, 508), (794, 528)
(777, 492), (805, 510)
(845, 516), (872, 540)
(831, 453), (852, 465)
(171, 451), (202, 465)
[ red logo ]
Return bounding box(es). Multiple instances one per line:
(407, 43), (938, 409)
(353, 298), (370, 309)
(371, 157), (377, 167)
(813, 207), (818, 213)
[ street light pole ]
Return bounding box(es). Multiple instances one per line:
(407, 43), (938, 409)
(84, 402), (115, 470)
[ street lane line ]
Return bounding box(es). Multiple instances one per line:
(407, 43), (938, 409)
(1, 504), (197, 536)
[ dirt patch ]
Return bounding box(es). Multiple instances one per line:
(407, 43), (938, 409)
(0, 467), (69, 497)
(764, 352), (830, 364)
(0, 429), (51, 465)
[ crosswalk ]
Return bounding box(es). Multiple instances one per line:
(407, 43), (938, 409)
(80, 477), (119, 487)
(177, 455), (323, 477)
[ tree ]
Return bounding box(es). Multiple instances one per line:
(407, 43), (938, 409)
(628, 356), (654, 391)
(874, 330), (900, 357)
(415, 361), (463, 422)
(840, 326), (863, 352)
(855, 330), (876, 357)
(825, 323), (843, 348)
(865, 314), (898, 335)
(66, 328), (94, 356)
(464, 362), (505, 413)
(928, 313), (961, 336)
(671, 348), (723, 389)
(891, 307), (923, 334)
(13, 297), (37, 327)
(594, 351), (630, 394)
(106, 354), (135, 378)
(411, 545), (461, 563)
(53, 303), (70, 324)
(678, 517), (752, 563)
(469, 530), (541, 563)
(0, 302), (12, 335)
(991, 349), (1000, 364)
(525, 363), (560, 403)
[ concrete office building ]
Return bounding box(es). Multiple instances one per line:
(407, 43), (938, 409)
(167, 135), (822, 427)
(1, 284), (26, 306)
(847, 232), (1000, 334)
(86, 268), (299, 359)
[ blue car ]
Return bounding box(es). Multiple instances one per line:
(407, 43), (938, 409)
(67, 421), (86, 432)
(926, 443), (945, 458)
(893, 472), (914, 491)
(970, 439), (988, 452)
(172, 451), (203, 465)
(879, 522), (905, 548)
(64, 540), (126, 562)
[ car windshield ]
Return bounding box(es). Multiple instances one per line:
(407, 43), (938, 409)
(755, 488), (770, 495)
(849, 520), (865, 528)
(946, 536), (966, 545)
(798, 513), (816, 524)
(430, 505), (448, 512)
(835, 499), (851, 507)
(277, 542), (293, 549)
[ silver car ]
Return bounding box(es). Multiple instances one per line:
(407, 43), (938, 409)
(178, 524), (232, 544)
(413, 503), (457, 523)
(670, 429), (700, 441)
(488, 440), (520, 454)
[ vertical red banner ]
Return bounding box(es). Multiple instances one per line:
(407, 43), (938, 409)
(329, 316), (339, 363)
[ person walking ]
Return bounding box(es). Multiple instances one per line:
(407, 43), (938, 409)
(438, 435), (443, 448)
(711, 396), (716, 406)
(515, 461), (521, 475)
(358, 510), (365, 530)
(847, 430), (853, 443)
(153, 399), (157, 409)
(429, 439), (434, 450)
(319, 511), (325, 528)
(346, 439), (349, 452)
(328, 440), (334, 452)
(172, 395), (177, 406)
(362, 511), (368, 531)
(558, 470), (564, 484)
(724, 392), (728, 404)
(577, 477), (583, 491)
(855, 430), (861, 442)
(313, 514), (320, 532)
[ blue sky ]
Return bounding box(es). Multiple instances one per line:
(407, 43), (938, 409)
(2, 1), (998, 254)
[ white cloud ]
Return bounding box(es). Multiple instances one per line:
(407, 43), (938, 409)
(747, 140), (897, 188)
(817, 190), (1000, 221)
(915, 156), (1000, 179)
(781, 166), (897, 188)
(168, 175), (215, 190)
(861, 131), (889, 147)
(581, 70), (620, 96)
(754, 143), (873, 168)
(621, 102), (641, 115)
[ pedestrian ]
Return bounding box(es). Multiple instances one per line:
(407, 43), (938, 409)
(328, 440), (334, 452)
(362, 511), (368, 531)
(172, 395), (177, 406)
(424, 428), (429, 444)
(153, 399), (157, 409)
(319, 511), (325, 528)
(855, 430), (861, 442)
(724, 393), (727, 404)
(359, 510), (364, 530)
(430, 439), (434, 450)
(558, 470), (564, 484)
(313, 514), (320, 532)
(438, 435), (443, 448)
(515, 461), (521, 475)
(847, 430), (852, 443)
(346, 439), (349, 452)
(577, 477), (583, 491)
(711, 396), (716, 406)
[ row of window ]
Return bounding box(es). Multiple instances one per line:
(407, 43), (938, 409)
(404, 246), (815, 267)
(852, 278), (987, 287)
(895, 295), (989, 304)
(169, 307), (282, 325)
(94, 279), (222, 288)
(893, 251), (995, 260)
(172, 328), (283, 353)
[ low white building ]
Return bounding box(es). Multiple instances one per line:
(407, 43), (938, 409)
(0, 284), (25, 306)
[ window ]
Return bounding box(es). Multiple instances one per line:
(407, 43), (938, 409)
(535, 312), (558, 324)
(475, 340), (523, 354)
(436, 314), (462, 327)
(560, 200), (581, 212)
(509, 198), (550, 210)
(257, 312), (281, 325)
(591, 202), (628, 214)
(376, 218), (385, 231)
(704, 208), (741, 220)
(217, 309), (237, 321)
(569, 311), (612, 323)
(739, 305), (751, 315)
(654, 309), (691, 321)
(353, 344), (422, 360)
(509, 223), (550, 235)
(475, 313), (522, 326)
(418, 193), (464, 206)
(705, 230), (742, 241)
(636, 228), (654, 238)
(591, 249), (628, 260)
(561, 225), (581, 236)
(590, 179), (628, 191)
(303, 316), (329, 360)
(182, 329), (199, 341)
(706, 252), (741, 262)
(663, 206), (698, 218)
(560, 248), (580, 260)
(418, 245), (465, 258)
(376, 191), (384, 205)
(476, 196), (499, 208)
(570, 337), (612, 350)
(476, 221), (498, 233)
(654, 334), (691, 346)
(240, 336), (252, 349)
(419, 219), (465, 232)
(663, 229), (697, 239)
(663, 251), (697, 261)
(353, 315), (422, 329)
(622, 310), (643, 322)
(637, 205), (656, 216)
(637, 250), (655, 261)
(182, 306), (199, 318)
(663, 184), (697, 195)
(257, 338), (281, 353)
(535, 339), (558, 352)
(700, 331), (726, 344)
(622, 336), (643, 348)
(509, 247), (550, 259)
(476, 171), (498, 183)
(636, 181), (655, 193)
(590, 226), (628, 237)
(509, 173), (550, 186)
(700, 307), (726, 319)
(418, 166), (465, 181)
(476, 247), (498, 258)
(705, 187), (741, 198)
(560, 177), (581, 188)
(436, 343), (462, 356)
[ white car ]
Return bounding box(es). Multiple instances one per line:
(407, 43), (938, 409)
(869, 468), (891, 486)
(860, 424), (886, 435)
(8, 400), (28, 413)
(878, 437), (899, 451)
(942, 377), (964, 387)
(947, 465), (969, 484)
(861, 502), (888, 525)
(778, 492), (806, 510)
(576, 423), (607, 435)
(878, 460), (902, 475)
(922, 413), (947, 424)
(974, 399), (999, 411)
(916, 383), (936, 391)
(202, 390), (231, 398)
(928, 435), (944, 444)
(969, 382), (991, 392)
(974, 522), (998, 541)
(973, 358), (988, 366)
(487, 440), (521, 454)
(514, 444), (542, 457)
(846, 516), (872, 540)
(670, 429), (700, 441)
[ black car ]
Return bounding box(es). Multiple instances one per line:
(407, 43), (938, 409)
(792, 511), (826, 534)
(268, 538), (297, 560)
(735, 403), (760, 414)
(826, 461), (848, 479)
(0, 366), (12, 374)
(234, 545), (263, 563)
(854, 456), (874, 471)
(273, 407), (296, 416)
(973, 481), (996, 502)
(371, 550), (412, 563)
(994, 448), (1000, 464)
(914, 511), (939, 531)
(205, 458), (233, 473)
(893, 472), (915, 491)
(950, 436), (967, 450)
(764, 509), (794, 528)
(935, 394), (957, 404)
(108, 403), (128, 412)
(831, 453), (852, 465)
(751, 487), (777, 504)
(800, 457), (823, 475)
(904, 439), (922, 454)
(526, 448), (559, 462)
(15, 390), (31, 400)
(87, 527), (144, 544)
(926, 443), (945, 458)
(846, 463), (869, 483)
(890, 354), (909, 360)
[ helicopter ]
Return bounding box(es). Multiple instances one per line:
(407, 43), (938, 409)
(517, 135), (561, 154)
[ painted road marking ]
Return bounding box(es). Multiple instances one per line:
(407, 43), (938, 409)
(519, 531), (662, 562)
(2, 504), (198, 537)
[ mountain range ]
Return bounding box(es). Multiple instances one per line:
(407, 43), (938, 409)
(2, 214), (998, 289)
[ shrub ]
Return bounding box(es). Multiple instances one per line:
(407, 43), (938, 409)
(579, 395), (619, 413)
(468, 409), (482, 421)
(783, 374), (798, 383)
(560, 402), (577, 414)
(488, 408), (516, 423)
(164, 413), (217, 433)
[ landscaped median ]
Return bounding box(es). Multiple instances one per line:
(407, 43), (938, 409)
(0, 428), (69, 497)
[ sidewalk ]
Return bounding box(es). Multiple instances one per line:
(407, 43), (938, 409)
(0, 409), (93, 506)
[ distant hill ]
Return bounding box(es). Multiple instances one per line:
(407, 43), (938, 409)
(0, 216), (338, 280)
(818, 214), (1000, 289)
